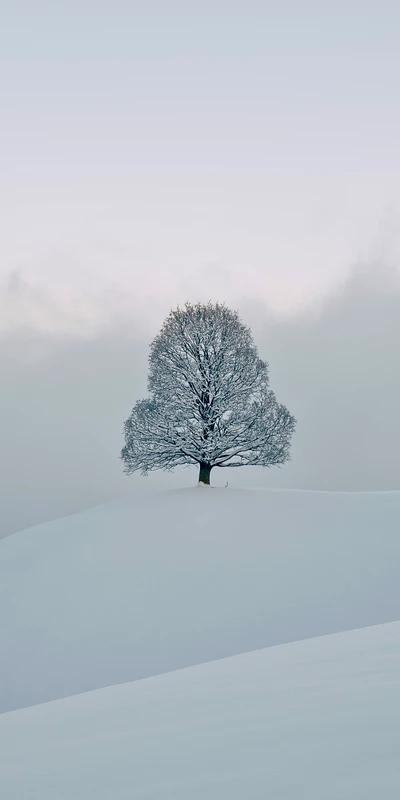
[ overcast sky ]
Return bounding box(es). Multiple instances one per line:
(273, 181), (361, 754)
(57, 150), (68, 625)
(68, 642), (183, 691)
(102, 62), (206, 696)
(1, 1), (400, 536)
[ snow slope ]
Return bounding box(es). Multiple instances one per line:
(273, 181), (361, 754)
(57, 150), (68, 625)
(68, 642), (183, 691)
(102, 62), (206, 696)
(1, 487), (400, 713)
(0, 621), (399, 799)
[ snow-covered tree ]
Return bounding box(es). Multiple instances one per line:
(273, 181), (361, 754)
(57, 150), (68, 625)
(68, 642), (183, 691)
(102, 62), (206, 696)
(121, 302), (296, 485)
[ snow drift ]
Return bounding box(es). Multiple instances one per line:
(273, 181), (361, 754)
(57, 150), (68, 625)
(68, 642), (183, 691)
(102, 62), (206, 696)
(0, 621), (399, 799)
(1, 487), (400, 713)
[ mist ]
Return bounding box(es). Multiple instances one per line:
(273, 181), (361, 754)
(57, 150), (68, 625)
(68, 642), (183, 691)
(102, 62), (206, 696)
(1, 262), (399, 538)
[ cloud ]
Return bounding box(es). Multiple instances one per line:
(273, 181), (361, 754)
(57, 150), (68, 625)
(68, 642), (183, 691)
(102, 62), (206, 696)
(0, 261), (399, 537)
(250, 261), (400, 491)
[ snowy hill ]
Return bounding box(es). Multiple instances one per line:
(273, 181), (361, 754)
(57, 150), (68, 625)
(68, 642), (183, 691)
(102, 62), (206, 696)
(0, 621), (399, 798)
(1, 487), (400, 713)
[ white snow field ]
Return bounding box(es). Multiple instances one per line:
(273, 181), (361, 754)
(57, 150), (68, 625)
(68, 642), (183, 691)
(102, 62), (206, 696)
(1, 487), (400, 713)
(0, 621), (399, 799)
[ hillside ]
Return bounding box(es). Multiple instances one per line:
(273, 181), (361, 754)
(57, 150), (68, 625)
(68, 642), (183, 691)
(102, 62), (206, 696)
(0, 621), (399, 798)
(1, 487), (400, 713)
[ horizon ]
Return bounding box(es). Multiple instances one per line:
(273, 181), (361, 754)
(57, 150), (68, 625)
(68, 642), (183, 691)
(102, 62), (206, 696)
(1, 2), (400, 535)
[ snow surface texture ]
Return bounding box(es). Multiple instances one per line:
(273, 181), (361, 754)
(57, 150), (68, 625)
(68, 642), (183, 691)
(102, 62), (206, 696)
(1, 487), (400, 713)
(0, 621), (399, 799)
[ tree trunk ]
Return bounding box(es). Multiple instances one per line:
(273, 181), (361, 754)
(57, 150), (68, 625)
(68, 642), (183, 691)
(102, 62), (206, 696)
(198, 462), (212, 485)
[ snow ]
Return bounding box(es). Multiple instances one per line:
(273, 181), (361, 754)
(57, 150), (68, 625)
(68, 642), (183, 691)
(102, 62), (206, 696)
(0, 620), (399, 798)
(1, 487), (400, 713)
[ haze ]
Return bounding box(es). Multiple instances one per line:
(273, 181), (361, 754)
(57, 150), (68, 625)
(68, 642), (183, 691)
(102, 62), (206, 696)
(1, 1), (400, 536)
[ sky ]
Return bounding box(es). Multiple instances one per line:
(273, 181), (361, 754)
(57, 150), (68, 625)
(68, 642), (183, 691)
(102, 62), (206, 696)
(1, 1), (400, 535)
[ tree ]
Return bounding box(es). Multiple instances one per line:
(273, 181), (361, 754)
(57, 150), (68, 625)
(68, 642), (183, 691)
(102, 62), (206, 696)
(121, 302), (296, 485)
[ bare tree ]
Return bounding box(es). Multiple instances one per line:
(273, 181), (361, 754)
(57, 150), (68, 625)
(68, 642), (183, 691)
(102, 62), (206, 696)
(121, 302), (296, 485)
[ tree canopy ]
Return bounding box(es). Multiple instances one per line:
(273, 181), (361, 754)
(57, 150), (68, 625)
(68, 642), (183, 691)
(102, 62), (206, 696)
(121, 302), (296, 484)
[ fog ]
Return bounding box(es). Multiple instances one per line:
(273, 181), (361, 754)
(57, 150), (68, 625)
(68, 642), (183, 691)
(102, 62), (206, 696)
(1, 262), (399, 538)
(2, 2), (400, 535)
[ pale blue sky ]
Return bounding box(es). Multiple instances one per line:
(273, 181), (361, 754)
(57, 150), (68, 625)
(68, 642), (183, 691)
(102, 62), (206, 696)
(1, 1), (400, 332)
